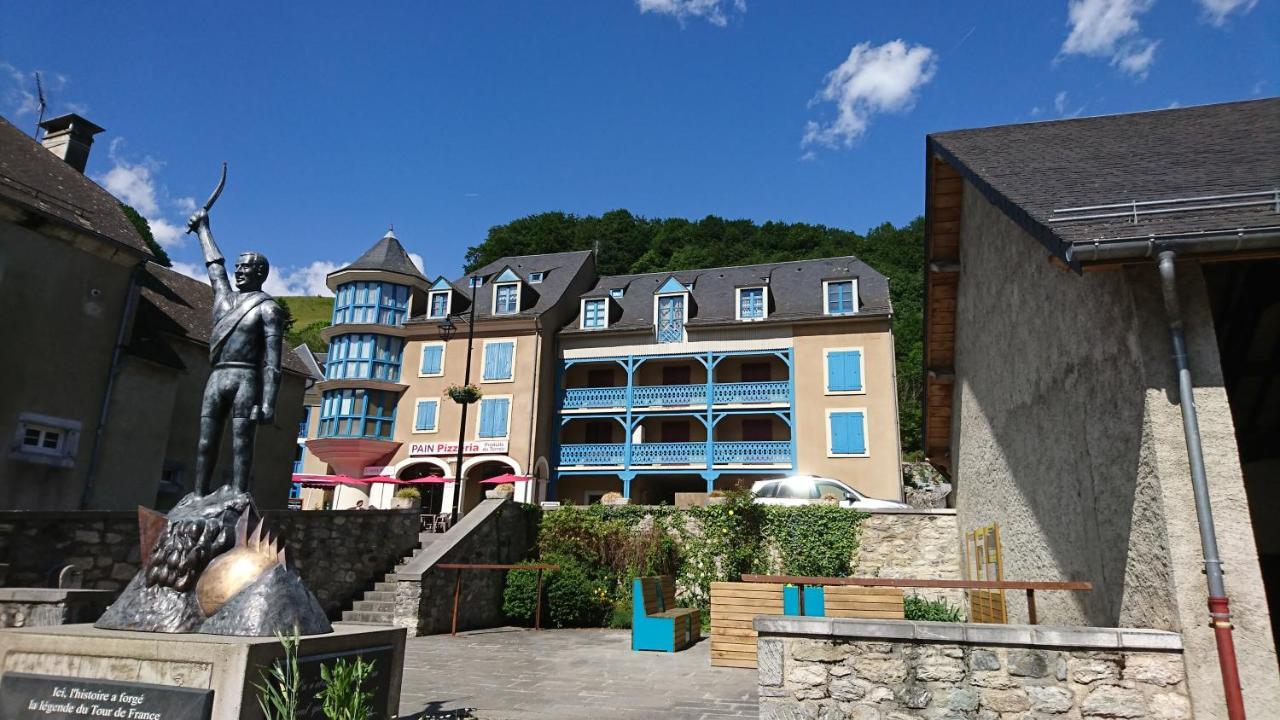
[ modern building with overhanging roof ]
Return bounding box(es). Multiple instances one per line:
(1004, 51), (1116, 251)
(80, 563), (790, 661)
(552, 256), (902, 505)
(302, 240), (596, 512)
(922, 98), (1280, 717)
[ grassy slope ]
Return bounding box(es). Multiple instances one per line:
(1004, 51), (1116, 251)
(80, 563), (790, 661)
(278, 296), (333, 352)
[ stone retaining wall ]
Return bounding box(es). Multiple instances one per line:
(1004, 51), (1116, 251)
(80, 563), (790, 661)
(854, 509), (961, 607)
(756, 616), (1189, 719)
(0, 509), (419, 618)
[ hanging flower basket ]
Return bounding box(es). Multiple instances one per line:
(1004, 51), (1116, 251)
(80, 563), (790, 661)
(446, 384), (483, 404)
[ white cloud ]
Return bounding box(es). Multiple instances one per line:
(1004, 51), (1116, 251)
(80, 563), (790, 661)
(801, 40), (937, 152)
(636, 0), (745, 27)
(1060, 0), (1158, 80)
(95, 138), (197, 249)
(1196, 0), (1257, 25)
(1054, 91), (1069, 114)
(263, 260), (343, 297)
(170, 261), (208, 283)
(408, 253), (425, 273)
(1, 61), (77, 119)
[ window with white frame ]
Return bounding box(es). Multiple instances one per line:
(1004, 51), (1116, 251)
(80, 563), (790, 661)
(482, 339), (516, 382)
(471, 277), (484, 288)
(737, 287), (766, 320)
(493, 283), (520, 315)
(413, 399), (439, 433)
(11, 413), (81, 467)
(824, 279), (857, 315)
(655, 295), (686, 343)
(528, 272), (544, 284)
(419, 342), (445, 376)
(581, 299), (607, 329)
(826, 409), (868, 457)
(427, 290), (451, 319)
(477, 396), (511, 438)
(609, 288), (624, 299)
(824, 348), (864, 393)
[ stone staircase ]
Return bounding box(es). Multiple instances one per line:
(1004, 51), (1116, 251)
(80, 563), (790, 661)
(341, 531), (440, 625)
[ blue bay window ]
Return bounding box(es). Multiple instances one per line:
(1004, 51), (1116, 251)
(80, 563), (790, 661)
(828, 410), (867, 456)
(318, 389), (397, 440)
(333, 281), (410, 325)
(582, 299), (606, 329)
(825, 280), (855, 315)
(414, 399), (438, 432)
(478, 397), (511, 438)
(825, 349), (863, 393)
(739, 287), (765, 320)
(326, 334), (404, 381)
(482, 341), (515, 382)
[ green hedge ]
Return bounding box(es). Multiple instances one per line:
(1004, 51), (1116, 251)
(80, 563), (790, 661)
(501, 492), (868, 628)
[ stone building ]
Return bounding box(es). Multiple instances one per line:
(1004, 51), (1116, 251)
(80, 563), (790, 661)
(553, 258), (902, 504)
(0, 112), (308, 511)
(922, 98), (1279, 717)
(302, 238), (597, 512)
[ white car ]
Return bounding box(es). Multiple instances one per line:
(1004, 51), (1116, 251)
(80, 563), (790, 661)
(750, 475), (909, 510)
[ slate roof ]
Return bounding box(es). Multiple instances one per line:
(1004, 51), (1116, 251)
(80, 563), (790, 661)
(412, 250), (595, 321)
(562, 256), (891, 335)
(132, 262), (310, 374)
(928, 98), (1280, 263)
(0, 113), (149, 255)
(333, 229), (426, 282)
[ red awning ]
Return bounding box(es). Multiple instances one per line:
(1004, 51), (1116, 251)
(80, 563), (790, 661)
(478, 474), (532, 485)
(291, 474), (453, 485)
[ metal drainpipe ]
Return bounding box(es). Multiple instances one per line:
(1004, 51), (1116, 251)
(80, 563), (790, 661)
(1156, 250), (1246, 720)
(81, 261), (144, 509)
(525, 315), (542, 503)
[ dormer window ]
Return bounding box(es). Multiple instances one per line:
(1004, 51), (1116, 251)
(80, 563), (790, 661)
(609, 288), (624, 299)
(654, 276), (689, 344)
(581, 298), (607, 329)
(494, 283), (519, 315)
(737, 287), (767, 321)
(823, 279), (858, 316)
(471, 277), (484, 289)
(529, 272), (545, 284)
(428, 291), (450, 319)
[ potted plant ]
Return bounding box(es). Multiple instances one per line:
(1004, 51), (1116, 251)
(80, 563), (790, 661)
(486, 482), (516, 500)
(706, 490), (728, 506)
(392, 486), (421, 509)
(600, 491), (629, 506)
(446, 384), (482, 404)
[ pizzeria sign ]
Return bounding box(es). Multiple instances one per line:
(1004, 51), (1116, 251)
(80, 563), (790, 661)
(410, 440), (509, 456)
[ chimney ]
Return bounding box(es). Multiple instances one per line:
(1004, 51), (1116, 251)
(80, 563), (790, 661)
(39, 113), (105, 174)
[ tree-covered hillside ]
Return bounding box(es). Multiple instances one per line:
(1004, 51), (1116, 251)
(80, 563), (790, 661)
(465, 210), (924, 457)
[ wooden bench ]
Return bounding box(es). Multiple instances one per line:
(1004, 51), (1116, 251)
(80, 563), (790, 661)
(631, 576), (700, 652)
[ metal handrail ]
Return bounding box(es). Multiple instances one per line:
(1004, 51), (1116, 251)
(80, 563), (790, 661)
(1049, 189), (1279, 224)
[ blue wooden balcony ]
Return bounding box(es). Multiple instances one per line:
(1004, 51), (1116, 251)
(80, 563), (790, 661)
(559, 443), (626, 466)
(562, 380), (790, 410)
(713, 441), (792, 465)
(630, 442), (705, 465)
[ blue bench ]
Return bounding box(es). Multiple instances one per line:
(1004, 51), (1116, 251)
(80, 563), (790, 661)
(631, 576), (700, 652)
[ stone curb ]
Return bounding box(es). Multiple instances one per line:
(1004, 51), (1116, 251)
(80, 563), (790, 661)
(753, 616), (1183, 652)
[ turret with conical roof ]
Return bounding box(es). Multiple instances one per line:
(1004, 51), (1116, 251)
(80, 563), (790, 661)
(326, 228), (428, 293)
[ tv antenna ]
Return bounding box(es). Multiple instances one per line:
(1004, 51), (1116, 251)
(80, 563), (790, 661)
(33, 72), (46, 139)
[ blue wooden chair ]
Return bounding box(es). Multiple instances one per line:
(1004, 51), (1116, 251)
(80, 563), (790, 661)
(631, 576), (700, 652)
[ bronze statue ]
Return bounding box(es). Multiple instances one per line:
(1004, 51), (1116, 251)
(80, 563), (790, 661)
(96, 166), (330, 636)
(187, 168), (285, 494)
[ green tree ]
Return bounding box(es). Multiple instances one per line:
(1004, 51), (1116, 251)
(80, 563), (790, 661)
(465, 210), (925, 455)
(118, 202), (172, 267)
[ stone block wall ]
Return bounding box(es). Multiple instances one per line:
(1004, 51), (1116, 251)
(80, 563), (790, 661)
(0, 509), (420, 619)
(394, 499), (537, 636)
(756, 617), (1189, 719)
(853, 509), (961, 607)
(0, 589), (115, 629)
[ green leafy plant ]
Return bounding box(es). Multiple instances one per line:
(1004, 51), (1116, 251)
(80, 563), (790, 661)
(904, 595), (964, 622)
(394, 487), (421, 499)
(760, 505), (867, 577)
(502, 562), (545, 623)
(446, 384), (482, 404)
(317, 655), (377, 720)
(255, 629), (301, 720)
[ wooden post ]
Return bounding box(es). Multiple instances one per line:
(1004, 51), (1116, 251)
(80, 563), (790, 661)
(797, 584), (806, 617)
(1026, 589), (1037, 625)
(451, 569), (462, 637)
(534, 569), (544, 631)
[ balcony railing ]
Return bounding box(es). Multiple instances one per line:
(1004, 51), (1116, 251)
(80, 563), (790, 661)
(713, 441), (792, 465)
(562, 381), (790, 410)
(630, 442), (706, 465)
(559, 443), (626, 466)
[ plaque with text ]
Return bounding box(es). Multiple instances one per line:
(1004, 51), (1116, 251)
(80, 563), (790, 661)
(295, 644), (395, 719)
(0, 673), (213, 720)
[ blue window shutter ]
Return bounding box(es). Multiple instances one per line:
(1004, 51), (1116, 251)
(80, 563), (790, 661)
(421, 346), (442, 374)
(827, 351), (862, 392)
(483, 345), (500, 380)
(479, 398), (508, 437)
(830, 414), (851, 454)
(848, 350), (862, 391)
(479, 399), (495, 436)
(415, 401), (436, 431)
(849, 412), (866, 454)
(494, 398), (510, 436)
(497, 342), (514, 379)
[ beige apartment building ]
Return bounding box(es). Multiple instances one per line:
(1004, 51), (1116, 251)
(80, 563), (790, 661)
(301, 236), (594, 512)
(553, 258), (902, 504)
(0, 113), (306, 511)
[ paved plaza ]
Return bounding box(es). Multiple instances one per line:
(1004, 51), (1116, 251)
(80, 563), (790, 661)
(397, 627), (759, 719)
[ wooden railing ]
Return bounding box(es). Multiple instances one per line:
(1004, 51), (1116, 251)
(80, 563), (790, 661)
(740, 575), (1093, 625)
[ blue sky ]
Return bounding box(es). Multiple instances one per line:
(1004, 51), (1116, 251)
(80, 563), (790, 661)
(2, 1), (1274, 294)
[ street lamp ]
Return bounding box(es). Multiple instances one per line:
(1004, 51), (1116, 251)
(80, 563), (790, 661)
(438, 275), (480, 522)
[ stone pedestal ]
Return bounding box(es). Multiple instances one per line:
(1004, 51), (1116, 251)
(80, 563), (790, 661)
(0, 622), (405, 719)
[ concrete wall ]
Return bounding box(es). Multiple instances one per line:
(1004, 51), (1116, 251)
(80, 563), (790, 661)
(756, 617), (1190, 719)
(0, 509), (419, 619)
(950, 179), (1278, 717)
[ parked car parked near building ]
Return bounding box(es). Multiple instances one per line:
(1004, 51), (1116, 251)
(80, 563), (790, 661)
(750, 475), (908, 510)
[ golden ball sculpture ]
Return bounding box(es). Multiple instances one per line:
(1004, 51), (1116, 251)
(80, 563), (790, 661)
(195, 516), (285, 617)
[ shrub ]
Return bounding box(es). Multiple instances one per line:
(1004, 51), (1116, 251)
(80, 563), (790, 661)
(502, 562), (544, 624)
(903, 595), (964, 622)
(502, 554), (612, 628)
(608, 595), (632, 629)
(394, 487), (420, 500)
(760, 505), (866, 577)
